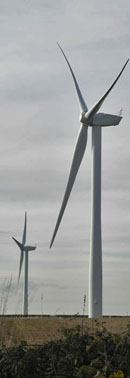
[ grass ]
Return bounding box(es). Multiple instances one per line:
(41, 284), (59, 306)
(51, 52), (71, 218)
(0, 316), (130, 347)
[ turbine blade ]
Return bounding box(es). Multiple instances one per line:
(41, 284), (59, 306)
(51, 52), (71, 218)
(12, 237), (23, 251)
(57, 43), (88, 113)
(50, 124), (88, 248)
(17, 250), (24, 286)
(87, 59), (129, 119)
(22, 211), (27, 246)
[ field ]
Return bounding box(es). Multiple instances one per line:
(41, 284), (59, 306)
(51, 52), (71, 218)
(0, 315), (130, 347)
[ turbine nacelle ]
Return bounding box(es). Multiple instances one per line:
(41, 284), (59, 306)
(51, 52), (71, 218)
(24, 245), (36, 252)
(91, 113), (122, 127)
(80, 111), (122, 127)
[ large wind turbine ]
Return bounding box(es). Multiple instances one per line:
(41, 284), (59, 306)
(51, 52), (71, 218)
(12, 212), (36, 316)
(50, 43), (129, 318)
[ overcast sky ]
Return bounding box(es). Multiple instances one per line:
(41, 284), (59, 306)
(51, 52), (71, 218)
(0, 0), (129, 316)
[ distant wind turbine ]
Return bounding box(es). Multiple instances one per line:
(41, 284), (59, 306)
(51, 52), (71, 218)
(50, 43), (129, 318)
(12, 212), (36, 316)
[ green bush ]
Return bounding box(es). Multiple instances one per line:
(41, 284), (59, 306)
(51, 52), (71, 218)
(0, 326), (130, 377)
(76, 365), (96, 377)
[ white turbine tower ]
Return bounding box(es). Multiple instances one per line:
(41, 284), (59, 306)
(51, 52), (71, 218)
(12, 212), (36, 316)
(50, 43), (129, 318)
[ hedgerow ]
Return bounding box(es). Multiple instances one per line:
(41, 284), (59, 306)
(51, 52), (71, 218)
(0, 326), (130, 377)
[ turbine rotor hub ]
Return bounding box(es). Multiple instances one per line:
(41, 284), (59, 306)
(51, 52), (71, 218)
(79, 111), (89, 124)
(79, 111), (93, 126)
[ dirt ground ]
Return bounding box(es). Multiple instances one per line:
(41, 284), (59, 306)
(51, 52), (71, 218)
(0, 316), (130, 347)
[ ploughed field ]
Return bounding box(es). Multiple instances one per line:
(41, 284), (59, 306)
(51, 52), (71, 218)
(0, 316), (130, 347)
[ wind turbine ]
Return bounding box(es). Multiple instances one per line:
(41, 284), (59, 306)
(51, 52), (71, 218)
(12, 212), (36, 316)
(50, 43), (129, 318)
